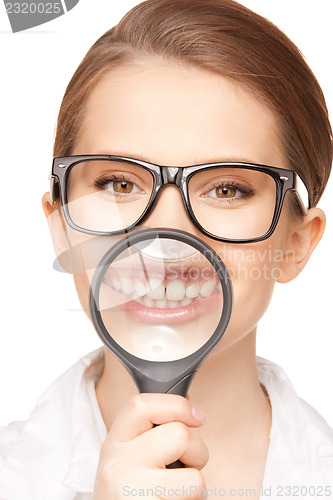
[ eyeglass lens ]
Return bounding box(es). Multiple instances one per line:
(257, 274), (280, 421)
(66, 159), (277, 240)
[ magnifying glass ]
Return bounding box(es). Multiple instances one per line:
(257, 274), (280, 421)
(89, 228), (232, 466)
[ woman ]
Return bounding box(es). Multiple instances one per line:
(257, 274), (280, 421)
(0, 1), (332, 499)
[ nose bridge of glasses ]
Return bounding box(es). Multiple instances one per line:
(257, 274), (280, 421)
(158, 166), (190, 210)
(161, 166), (182, 185)
(146, 166), (191, 225)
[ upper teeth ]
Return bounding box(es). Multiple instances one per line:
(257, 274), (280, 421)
(200, 279), (216, 297)
(147, 278), (165, 300)
(185, 282), (200, 299)
(134, 279), (147, 297)
(120, 276), (134, 296)
(166, 279), (186, 301)
(104, 274), (219, 306)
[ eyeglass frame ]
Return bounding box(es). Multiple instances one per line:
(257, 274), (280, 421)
(50, 154), (309, 244)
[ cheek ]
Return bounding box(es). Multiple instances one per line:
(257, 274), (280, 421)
(215, 240), (286, 348)
(227, 267), (275, 344)
(64, 228), (116, 320)
(68, 229), (134, 323)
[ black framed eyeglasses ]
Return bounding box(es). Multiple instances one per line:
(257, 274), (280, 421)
(50, 155), (309, 244)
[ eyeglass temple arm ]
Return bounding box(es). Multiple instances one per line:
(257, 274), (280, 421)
(294, 173), (309, 213)
(49, 175), (59, 204)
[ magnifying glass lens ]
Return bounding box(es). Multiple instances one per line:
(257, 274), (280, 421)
(95, 237), (224, 362)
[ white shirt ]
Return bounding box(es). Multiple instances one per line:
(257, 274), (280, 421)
(0, 348), (332, 500)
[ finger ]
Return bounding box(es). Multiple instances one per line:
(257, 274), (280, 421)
(132, 422), (209, 469)
(108, 393), (206, 442)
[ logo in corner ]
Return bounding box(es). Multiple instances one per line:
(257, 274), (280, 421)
(4, 0), (80, 33)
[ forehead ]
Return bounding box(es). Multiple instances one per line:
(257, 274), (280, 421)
(74, 60), (286, 168)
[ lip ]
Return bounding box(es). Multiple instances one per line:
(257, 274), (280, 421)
(100, 281), (222, 325)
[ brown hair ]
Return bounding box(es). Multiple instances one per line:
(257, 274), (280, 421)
(53, 0), (332, 207)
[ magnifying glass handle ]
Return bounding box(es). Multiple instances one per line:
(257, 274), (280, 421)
(167, 459), (184, 469)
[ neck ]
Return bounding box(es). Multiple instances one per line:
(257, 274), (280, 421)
(188, 330), (270, 440)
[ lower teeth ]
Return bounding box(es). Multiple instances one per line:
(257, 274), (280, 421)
(136, 294), (204, 309)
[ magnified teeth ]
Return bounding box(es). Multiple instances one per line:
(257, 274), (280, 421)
(109, 277), (121, 291)
(134, 279), (148, 297)
(168, 300), (180, 308)
(155, 298), (168, 308)
(120, 276), (134, 296)
(180, 296), (193, 306)
(200, 279), (216, 298)
(146, 278), (165, 300)
(185, 282), (200, 299)
(143, 296), (155, 308)
(105, 274), (220, 307)
(166, 279), (186, 301)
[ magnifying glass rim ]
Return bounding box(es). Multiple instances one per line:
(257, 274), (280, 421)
(90, 228), (232, 377)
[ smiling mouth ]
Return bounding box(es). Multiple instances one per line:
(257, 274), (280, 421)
(100, 266), (223, 325)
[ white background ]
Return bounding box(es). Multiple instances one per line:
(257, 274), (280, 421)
(0, 0), (332, 426)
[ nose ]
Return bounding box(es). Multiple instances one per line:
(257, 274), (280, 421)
(142, 184), (199, 235)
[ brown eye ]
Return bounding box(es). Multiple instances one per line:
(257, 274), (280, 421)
(215, 186), (236, 198)
(114, 180), (134, 193)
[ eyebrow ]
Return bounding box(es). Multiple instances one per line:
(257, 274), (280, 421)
(95, 151), (259, 166)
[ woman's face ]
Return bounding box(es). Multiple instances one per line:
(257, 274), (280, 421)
(67, 59), (297, 353)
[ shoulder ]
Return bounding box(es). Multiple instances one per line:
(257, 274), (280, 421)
(257, 357), (333, 484)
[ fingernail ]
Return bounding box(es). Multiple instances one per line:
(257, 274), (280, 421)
(191, 406), (207, 423)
